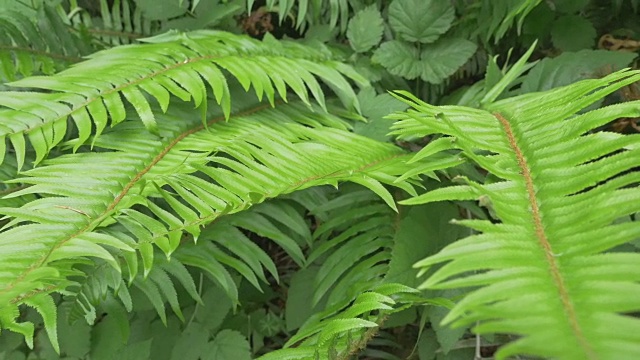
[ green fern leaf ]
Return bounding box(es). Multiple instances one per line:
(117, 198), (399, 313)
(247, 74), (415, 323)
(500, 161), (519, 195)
(392, 69), (640, 359)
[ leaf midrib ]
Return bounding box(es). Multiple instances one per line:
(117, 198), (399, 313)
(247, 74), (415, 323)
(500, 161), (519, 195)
(494, 112), (596, 359)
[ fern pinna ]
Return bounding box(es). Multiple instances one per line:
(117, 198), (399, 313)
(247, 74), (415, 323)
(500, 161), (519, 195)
(391, 69), (640, 359)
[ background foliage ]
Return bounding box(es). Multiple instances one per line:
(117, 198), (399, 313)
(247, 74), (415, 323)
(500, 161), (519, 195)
(0, 0), (639, 359)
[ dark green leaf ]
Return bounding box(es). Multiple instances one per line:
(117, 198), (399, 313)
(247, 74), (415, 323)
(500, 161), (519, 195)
(372, 40), (422, 79)
(203, 330), (251, 360)
(419, 38), (477, 84)
(551, 15), (596, 51)
(388, 0), (455, 43)
(520, 50), (636, 93)
(347, 6), (384, 53)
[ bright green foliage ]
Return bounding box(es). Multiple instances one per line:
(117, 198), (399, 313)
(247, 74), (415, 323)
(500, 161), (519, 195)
(0, 13), (433, 351)
(2, 1), (640, 359)
(0, 95), (424, 348)
(0, 30), (366, 168)
(391, 68), (640, 359)
(204, 330), (252, 360)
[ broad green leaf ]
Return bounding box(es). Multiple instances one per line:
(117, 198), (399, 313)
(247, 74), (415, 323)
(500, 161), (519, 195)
(203, 330), (251, 360)
(354, 87), (408, 141)
(551, 15), (596, 51)
(554, 0), (590, 13)
(428, 288), (469, 354)
(520, 50), (636, 93)
(419, 37), (477, 84)
(373, 38), (477, 84)
(347, 6), (384, 53)
(133, 0), (188, 20)
(90, 313), (127, 359)
(521, 1), (554, 40)
(385, 202), (465, 287)
(388, 0), (455, 43)
(372, 40), (422, 79)
(193, 286), (232, 333)
(57, 307), (91, 358)
(286, 267), (322, 331)
(169, 322), (210, 360)
(149, 319), (181, 360)
(114, 339), (152, 360)
(418, 328), (438, 360)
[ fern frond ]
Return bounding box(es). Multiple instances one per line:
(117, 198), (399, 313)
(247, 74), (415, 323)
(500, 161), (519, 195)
(0, 97), (421, 348)
(0, 30), (367, 169)
(390, 69), (640, 359)
(0, 4), (88, 81)
(307, 188), (400, 306)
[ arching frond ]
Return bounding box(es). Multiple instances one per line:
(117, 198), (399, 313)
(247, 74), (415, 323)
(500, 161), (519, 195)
(0, 30), (367, 169)
(0, 96), (422, 348)
(390, 69), (640, 359)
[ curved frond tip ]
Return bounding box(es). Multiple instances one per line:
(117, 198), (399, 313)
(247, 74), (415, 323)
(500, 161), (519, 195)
(0, 30), (367, 169)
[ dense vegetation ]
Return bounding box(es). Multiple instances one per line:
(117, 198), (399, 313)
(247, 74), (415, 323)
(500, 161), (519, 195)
(1, 0), (640, 359)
